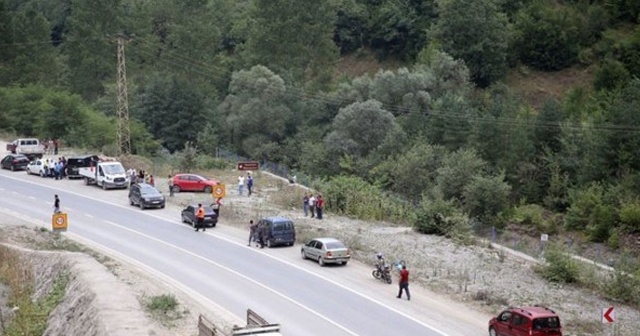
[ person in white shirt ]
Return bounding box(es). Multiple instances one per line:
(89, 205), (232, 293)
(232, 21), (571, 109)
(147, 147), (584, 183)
(238, 175), (245, 195)
(308, 194), (316, 218)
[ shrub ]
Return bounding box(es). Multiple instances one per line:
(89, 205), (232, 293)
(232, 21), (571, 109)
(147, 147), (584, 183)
(536, 248), (579, 284)
(511, 203), (544, 229)
(146, 294), (178, 313)
(594, 58), (631, 91)
(177, 142), (198, 172)
(619, 200), (640, 233)
(565, 183), (606, 231)
(413, 196), (472, 241)
(196, 155), (231, 170)
(462, 173), (512, 225)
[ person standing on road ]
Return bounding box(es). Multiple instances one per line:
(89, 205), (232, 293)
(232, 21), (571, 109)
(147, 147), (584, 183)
(248, 220), (257, 246)
(53, 194), (61, 214)
(308, 194), (316, 218)
(168, 175), (174, 197)
(195, 203), (206, 232)
(149, 175), (155, 186)
(397, 265), (410, 301)
(256, 222), (265, 248)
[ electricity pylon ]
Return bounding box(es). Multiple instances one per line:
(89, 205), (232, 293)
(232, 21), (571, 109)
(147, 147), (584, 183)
(115, 34), (131, 156)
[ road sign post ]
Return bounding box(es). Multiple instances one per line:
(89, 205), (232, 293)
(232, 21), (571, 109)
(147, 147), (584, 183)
(51, 213), (68, 232)
(237, 161), (260, 171)
(602, 306), (615, 336)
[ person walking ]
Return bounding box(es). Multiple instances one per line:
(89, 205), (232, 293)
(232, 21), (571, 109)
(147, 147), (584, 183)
(168, 175), (174, 197)
(397, 265), (411, 301)
(302, 194), (309, 217)
(53, 194), (61, 214)
(248, 220), (257, 246)
(316, 194), (324, 220)
(149, 175), (155, 186)
(195, 203), (206, 232)
(308, 194), (316, 218)
(246, 174), (253, 196)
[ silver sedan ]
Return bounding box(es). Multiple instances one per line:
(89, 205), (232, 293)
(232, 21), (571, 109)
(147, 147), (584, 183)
(301, 237), (351, 266)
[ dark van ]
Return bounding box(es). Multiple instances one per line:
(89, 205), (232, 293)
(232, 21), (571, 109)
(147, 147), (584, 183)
(259, 217), (296, 247)
(66, 155), (100, 179)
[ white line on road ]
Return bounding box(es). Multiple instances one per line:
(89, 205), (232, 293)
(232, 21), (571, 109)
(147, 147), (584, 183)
(28, 196), (36, 200)
(101, 219), (359, 336)
(85, 214), (93, 218)
(1, 174), (449, 336)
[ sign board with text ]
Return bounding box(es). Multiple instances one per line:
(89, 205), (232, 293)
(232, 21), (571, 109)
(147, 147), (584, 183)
(237, 161), (260, 171)
(51, 213), (68, 232)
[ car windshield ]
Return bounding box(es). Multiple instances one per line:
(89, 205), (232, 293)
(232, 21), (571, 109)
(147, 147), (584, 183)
(326, 241), (345, 249)
(533, 317), (560, 329)
(103, 164), (124, 174)
(140, 186), (159, 195)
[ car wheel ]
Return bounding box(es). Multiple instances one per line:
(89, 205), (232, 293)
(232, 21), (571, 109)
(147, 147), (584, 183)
(204, 186), (212, 193)
(10, 165), (15, 171)
(102, 183), (107, 190)
(172, 186), (181, 193)
(266, 239), (273, 248)
(301, 250), (307, 259)
(85, 178), (90, 185)
(39, 171), (44, 177)
(343, 262), (348, 266)
(161, 204), (165, 209)
(140, 201), (146, 210)
(489, 327), (497, 336)
(318, 257), (325, 267)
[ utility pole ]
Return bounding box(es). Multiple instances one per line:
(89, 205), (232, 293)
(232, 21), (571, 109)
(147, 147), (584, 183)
(115, 34), (131, 156)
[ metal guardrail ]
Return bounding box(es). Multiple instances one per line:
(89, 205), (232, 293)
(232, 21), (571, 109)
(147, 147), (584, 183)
(246, 309), (268, 327)
(198, 314), (219, 336)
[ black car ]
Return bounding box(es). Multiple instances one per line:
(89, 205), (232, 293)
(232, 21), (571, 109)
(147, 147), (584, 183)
(181, 204), (218, 227)
(66, 155), (100, 179)
(1, 154), (30, 171)
(128, 183), (166, 209)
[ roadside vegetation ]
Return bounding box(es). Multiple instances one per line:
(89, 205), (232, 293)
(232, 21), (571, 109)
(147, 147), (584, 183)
(0, 245), (68, 336)
(144, 294), (187, 327)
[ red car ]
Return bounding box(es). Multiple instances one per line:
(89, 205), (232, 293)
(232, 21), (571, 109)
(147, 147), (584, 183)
(489, 306), (562, 336)
(171, 174), (217, 193)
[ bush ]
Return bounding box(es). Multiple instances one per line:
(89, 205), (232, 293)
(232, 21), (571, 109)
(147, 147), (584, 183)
(619, 200), (640, 233)
(196, 155), (232, 170)
(146, 294), (178, 313)
(537, 248), (579, 284)
(594, 58), (630, 91)
(413, 196), (472, 241)
(462, 173), (512, 225)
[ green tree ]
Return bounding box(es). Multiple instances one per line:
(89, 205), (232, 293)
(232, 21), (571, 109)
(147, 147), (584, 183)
(462, 172), (512, 224)
(136, 73), (208, 152)
(239, 0), (339, 87)
(430, 0), (511, 87)
(218, 65), (294, 160)
(324, 99), (397, 158)
(514, 2), (582, 71)
(435, 148), (486, 200)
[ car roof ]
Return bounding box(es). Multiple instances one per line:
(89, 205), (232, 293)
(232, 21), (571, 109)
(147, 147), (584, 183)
(264, 216), (292, 222)
(508, 306), (558, 319)
(311, 237), (341, 243)
(68, 155), (99, 159)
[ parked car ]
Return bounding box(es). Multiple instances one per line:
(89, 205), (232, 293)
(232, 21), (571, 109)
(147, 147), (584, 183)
(181, 204), (218, 227)
(301, 237), (351, 266)
(489, 306), (562, 336)
(129, 183), (166, 210)
(66, 155), (100, 179)
(171, 174), (217, 193)
(1, 154), (30, 171)
(258, 217), (296, 247)
(26, 159), (46, 176)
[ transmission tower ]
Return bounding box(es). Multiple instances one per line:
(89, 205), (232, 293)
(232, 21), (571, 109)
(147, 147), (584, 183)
(115, 34), (131, 156)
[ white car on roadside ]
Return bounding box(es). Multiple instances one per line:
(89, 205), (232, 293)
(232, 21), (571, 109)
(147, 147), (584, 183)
(26, 159), (46, 177)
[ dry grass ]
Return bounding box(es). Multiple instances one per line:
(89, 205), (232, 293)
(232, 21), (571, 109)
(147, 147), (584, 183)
(505, 65), (597, 108)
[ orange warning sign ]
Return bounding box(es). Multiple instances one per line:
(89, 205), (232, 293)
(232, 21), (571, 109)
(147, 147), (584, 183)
(52, 213), (68, 231)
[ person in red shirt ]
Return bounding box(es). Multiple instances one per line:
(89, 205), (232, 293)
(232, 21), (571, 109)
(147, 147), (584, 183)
(316, 194), (324, 220)
(397, 265), (410, 300)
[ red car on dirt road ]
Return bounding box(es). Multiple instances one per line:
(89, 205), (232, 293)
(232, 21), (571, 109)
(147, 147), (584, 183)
(171, 173), (217, 193)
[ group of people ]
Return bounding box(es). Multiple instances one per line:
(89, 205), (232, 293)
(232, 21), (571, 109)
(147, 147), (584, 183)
(42, 157), (68, 180)
(247, 220), (266, 248)
(237, 173), (254, 196)
(302, 193), (324, 219)
(127, 168), (154, 187)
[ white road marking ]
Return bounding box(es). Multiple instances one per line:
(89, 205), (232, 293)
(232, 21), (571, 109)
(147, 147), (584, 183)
(101, 219), (359, 336)
(85, 214), (93, 218)
(0, 174), (449, 336)
(28, 196), (36, 200)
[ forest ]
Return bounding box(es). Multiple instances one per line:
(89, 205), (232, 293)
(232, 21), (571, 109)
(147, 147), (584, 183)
(2, 0), (640, 258)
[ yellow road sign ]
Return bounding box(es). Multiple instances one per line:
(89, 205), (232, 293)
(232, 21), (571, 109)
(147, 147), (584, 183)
(52, 213), (68, 231)
(212, 183), (226, 198)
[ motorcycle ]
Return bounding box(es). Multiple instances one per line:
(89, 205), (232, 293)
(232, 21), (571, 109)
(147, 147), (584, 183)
(372, 254), (393, 284)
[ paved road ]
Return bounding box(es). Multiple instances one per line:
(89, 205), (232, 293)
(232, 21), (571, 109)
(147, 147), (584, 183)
(0, 169), (486, 336)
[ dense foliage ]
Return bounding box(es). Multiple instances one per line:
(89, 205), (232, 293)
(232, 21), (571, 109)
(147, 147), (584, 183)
(2, 0), (640, 251)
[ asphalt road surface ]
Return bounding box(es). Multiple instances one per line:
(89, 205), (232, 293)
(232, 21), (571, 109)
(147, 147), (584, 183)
(0, 169), (486, 336)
